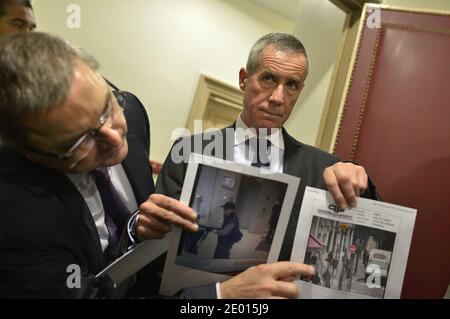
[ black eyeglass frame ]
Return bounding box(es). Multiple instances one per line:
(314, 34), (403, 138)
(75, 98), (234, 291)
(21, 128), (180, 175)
(25, 81), (125, 160)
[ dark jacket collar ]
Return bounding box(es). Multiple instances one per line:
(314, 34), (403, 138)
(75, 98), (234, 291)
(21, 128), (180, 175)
(216, 124), (304, 176)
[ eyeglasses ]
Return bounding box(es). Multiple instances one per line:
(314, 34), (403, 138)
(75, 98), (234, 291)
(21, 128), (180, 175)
(26, 91), (124, 160)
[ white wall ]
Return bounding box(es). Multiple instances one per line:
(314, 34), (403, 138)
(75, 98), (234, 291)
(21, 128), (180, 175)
(33, 0), (293, 162)
(32, 0), (449, 161)
(286, 0), (347, 146)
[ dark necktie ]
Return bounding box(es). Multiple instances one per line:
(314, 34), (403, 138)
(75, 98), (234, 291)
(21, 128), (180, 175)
(249, 138), (271, 168)
(90, 167), (131, 264)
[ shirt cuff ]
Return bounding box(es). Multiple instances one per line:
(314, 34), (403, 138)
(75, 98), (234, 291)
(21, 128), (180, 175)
(215, 282), (222, 299)
(126, 209), (141, 249)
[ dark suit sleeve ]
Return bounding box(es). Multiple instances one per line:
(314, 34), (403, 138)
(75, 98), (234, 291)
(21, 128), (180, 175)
(178, 284), (218, 299)
(0, 184), (102, 298)
(155, 138), (188, 199)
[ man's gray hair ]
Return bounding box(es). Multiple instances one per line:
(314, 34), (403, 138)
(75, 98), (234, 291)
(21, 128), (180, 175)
(246, 32), (308, 75)
(0, 32), (99, 147)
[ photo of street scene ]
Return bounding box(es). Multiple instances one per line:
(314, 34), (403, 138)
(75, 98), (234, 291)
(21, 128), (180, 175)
(301, 216), (396, 298)
(176, 164), (288, 275)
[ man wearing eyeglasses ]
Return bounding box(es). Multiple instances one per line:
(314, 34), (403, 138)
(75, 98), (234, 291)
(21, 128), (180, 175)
(0, 31), (202, 298)
(0, 32), (316, 299)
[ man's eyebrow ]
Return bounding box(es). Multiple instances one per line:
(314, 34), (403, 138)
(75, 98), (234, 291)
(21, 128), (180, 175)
(10, 18), (37, 29)
(287, 76), (302, 84)
(260, 70), (278, 77)
(10, 18), (27, 23)
(102, 89), (112, 114)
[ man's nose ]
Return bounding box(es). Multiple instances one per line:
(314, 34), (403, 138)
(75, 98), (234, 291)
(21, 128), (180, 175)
(269, 84), (285, 105)
(97, 125), (123, 147)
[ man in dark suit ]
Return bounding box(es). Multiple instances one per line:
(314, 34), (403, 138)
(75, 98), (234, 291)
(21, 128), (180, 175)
(0, 31), (314, 299)
(0, 32), (200, 298)
(156, 33), (379, 298)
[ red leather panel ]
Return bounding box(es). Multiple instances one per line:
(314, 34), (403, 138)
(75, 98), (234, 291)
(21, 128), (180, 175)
(334, 7), (450, 298)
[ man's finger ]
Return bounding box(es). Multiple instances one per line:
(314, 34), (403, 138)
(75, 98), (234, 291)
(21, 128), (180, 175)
(136, 225), (166, 240)
(279, 275), (297, 282)
(149, 194), (197, 222)
(323, 168), (348, 208)
(334, 168), (358, 208)
(137, 213), (172, 233)
(356, 166), (368, 194)
(140, 200), (199, 232)
(151, 208), (199, 232)
(270, 281), (299, 299)
(269, 261), (315, 279)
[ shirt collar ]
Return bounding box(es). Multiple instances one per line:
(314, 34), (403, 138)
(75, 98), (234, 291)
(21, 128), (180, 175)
(66, 166), (110, 189)
(65, 171), (91, 189)
(235, 113), (284, 150)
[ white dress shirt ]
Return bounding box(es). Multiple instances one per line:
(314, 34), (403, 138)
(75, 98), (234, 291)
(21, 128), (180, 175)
(216, 114), (286, 298)
(66, 164), (138, 252)
(234, 113), (285, 173)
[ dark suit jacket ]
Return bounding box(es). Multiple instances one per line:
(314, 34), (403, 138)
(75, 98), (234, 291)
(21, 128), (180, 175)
(0, 91), (155, 298)
(156, 126), (380, 296)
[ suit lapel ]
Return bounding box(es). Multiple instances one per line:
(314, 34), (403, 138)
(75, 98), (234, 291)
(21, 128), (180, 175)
(282, 128), (304, 177)
(28, 164), (104, 270)
(53, 174), (104, 268)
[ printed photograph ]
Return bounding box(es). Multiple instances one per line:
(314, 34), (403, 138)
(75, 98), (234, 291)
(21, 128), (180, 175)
(175, 164), (288, 275)
(301, 216), (396, 298)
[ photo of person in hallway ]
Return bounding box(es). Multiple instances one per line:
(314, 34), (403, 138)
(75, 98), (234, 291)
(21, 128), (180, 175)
(175, 164), (287, 275)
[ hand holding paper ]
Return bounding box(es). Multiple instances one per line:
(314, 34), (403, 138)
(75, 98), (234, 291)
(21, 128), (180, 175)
(136, 194), (199, 240)
(292, 187), (416, 299)
(220, 262), (316, 299)
(323, 162), (368, 208)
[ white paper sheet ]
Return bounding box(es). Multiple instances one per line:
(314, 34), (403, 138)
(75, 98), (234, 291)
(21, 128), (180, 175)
(159, 154), (300, 296)
(96, 237), (169, 285)
(291, 187), (417, 299)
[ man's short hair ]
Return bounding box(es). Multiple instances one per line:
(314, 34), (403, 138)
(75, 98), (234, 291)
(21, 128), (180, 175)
(0, 0), (33, 17)
(0, 32), (99, 147)
(246, 32), (308, 75)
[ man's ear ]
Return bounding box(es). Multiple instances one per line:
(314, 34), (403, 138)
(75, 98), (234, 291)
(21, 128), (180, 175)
(239, 68), (248, 92)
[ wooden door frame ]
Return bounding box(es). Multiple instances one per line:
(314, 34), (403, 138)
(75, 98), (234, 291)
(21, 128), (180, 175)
(316, 1), (450, 153)
(185, 74), (243, 132)
(316, 0), (380, 152)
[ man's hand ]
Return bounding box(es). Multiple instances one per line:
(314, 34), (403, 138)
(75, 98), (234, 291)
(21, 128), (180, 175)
(220, 262), (315, 299)
(323, 162), (368, 208)
(136, 194), (198, 240)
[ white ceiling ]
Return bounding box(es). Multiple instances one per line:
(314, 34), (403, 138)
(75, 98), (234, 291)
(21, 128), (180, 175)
(251, 0), (300, 21)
